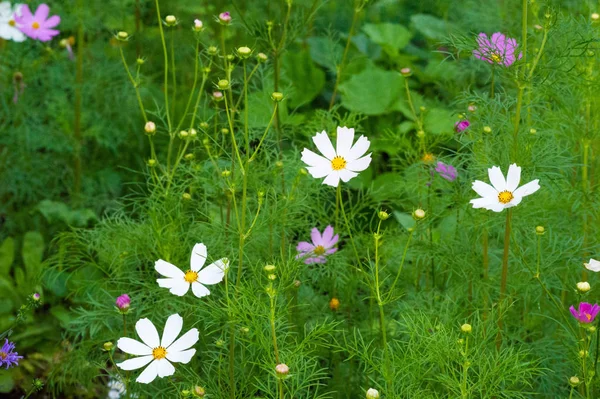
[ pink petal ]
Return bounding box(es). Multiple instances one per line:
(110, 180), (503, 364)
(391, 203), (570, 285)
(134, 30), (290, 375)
(34, 4), (50, 21)
(43, 15), (60, 28)
(296, 242), (315, 252)
(321, 226), (334, 245)
(310, 227), (323, 246)
(16, 4), (33, 22)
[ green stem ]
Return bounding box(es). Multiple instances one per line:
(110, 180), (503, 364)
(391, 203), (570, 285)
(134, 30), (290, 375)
(496, 208), (512, 349)
(374, 220), (393, 390)
(73, 0), (84, 202)
(337, 185), (360, 265)
(386, 229), (414, 300)
(154, 0), (171, 132)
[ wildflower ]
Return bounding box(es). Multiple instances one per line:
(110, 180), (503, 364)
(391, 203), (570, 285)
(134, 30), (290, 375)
(569, 302), (600, 324)
(155, 243), (229, 298)
(0, 2), (26, 42)
(116, 313), (199, 384)
(473, 32), (522, 67)
(422, 153), (435, 164)
(400, 67), (412, 77)
(366, 388), (380, 399)
(470, 164), (540, 212)
(301, 127), (372, 187)
(461, 324), (472, 334)
(145, 121), (156, 135)
(218, 11), (231, 24)
(329, 297), (340, 311)
(585, 259), (600, 272)
(275, 363), (289, 377)
(296, 226), (339, 264)
(577, 282), (591, 293)
(32, 292), (40, 301)
(59, 36), (75, 60)
(193, 19), (203, 32)
(116, 294), (131, 310)
(455, 119), (470, 133)
(435, 162), (457, 181)
(15, 3), (60, 42)
(0, 339), (23, 369)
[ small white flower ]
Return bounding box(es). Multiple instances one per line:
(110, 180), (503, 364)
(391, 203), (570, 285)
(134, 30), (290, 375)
(470, 163), (540, 212)
(155, 243), (228, 298)
(0, 2), (26, 42)
(585, 258), (600, 272)
(116, 313), (199, 384)
(301, 126), (372, 187)
(366, 388), (380, 399)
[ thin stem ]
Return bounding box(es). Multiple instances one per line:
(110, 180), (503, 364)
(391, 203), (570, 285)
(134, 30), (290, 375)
(154, 0), (171, 132)
(73, 0), (84, 202)
(386, 229), (414, 300)
(374, 220), (393, 390)
(496, 208), (512, 349)
(490, 65), (495, 98)
(337, 185), (360, 264)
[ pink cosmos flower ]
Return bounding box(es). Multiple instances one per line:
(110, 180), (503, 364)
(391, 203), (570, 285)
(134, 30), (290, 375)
(455, 120), (470, 133)
(473, 32), (522, 67)
(15, 4), (60, 42)
(218, 12), (231, 24)
(435, 162), (457, 181)
(570, 302), (600, 324)
(116, 294), (131, 310)
(296, 226), (339, 264)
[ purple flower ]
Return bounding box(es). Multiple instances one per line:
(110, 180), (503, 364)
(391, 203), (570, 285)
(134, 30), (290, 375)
(0, 339), (23, 369)
(473, 32), (522, 67)
(15, 4), (60, 42)
(296, 226), (339, 264)
(570, 302), (600, 324)
(435, 162), (457, 181)
(218, 12), (231, 24)
(455, 120), (470, 133)
(116, 294), (131, 310)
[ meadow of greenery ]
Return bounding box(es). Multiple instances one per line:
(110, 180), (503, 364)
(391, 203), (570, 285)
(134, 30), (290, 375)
(1, 0), (600, 397)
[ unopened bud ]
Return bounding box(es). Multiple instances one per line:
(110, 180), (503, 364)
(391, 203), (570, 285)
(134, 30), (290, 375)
(193, 19), (204, 32)
(264, 264), (276, 272)
(117, 31), (129, 41)
(416, 130), (425, 138)
(570, 376), (580, 386)
(366, 388), (380, 399)
(179, 130), (189, 138)
(461, 323), (472, 334)
(257, 52), (268, 62)
(213, 91), (224, 101)
(593, 13), (600, 21)
(535, 226), (545, 235)
(147, 159), (157, 167)
(483, 126), (492, 133)
(182, 193), (192, 201)
(378, 211), (390, 220)
(217, 79), (230, 90)
(136, 58), (145, 65)
(275, 160), (284, 168)
(222, 170), (231, 177)
(400, 67), (412, 77)
(275, 363), (289, 377)
(208, 46), (218, 55)
(189, 128), (197, 138)
(237, 46), (252, 58)
(268, 274), (276, 280)
(294, 280), (301, 287)
(413, 209), (426, 220)
(199, 122), (209, 130)
(530, 128), (537, 134)
(577, 282), (591, 293)
(219, 11), (232, 25)
(103, 342), (114, 351)
(184, 153), (195, 161)
(165, 15), (177, 26)
(144, 121), (156, 135)
(271, 92), (284, 102)
(240, 327), (249, 334)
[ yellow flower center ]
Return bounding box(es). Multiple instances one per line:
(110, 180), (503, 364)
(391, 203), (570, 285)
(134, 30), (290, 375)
(8, 20), (15, 27)
(314, 245), (326, 255)
(0, 352), (6, 360)
(331, 156), (346, 171)
(32, 22), (40, 29)
(498, 190), (514, 204)
(422, 153), (435, 163)
(152, 346), (167, 360)
(490, 52), (502, 63)
(184, 270), (198, 283)
(586, 314), (592, 321)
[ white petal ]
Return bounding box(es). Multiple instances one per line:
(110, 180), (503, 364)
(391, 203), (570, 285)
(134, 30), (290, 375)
(471, 181), (497, 198)
(322, 171), (340, 187)
(512, 179), (540, 199)
(116, 355), (154, 371)
(505, 164), (521, 192)
(191, 282), (211, 298)
(585, 259), (600, 272)
(169, 279), (191, 296)
(470, 198), (504, 212)
(161, 314), (183, 348)
(166, 348), (196, 364)
(190, 243), (207, 272)
(336, 126), (355, 158)
(155, 259), (185, 279)
(312, 130), (336, 159)
(156, 358), (176, 378)
(197, 259), (228, 285)
(301, 148), (331, 168)
(135, 318), (160, 348)
(136, 360), (159, 384)
(306, 165), (332, 178)
(346, 154), (371, 172)
(488, 166), (506, 191)
(167, 328), (199, 353)
(347, 135), (370, 160)
(339, 169), (358, 182)
(117, 337), (152, 356)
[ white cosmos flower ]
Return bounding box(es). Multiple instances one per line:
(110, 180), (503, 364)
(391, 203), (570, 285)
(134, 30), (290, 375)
(470, 163), (540, 212)
(301, 126), (372, 187)
(116, 313), (199, 384)
(585, 259), (600, 272)
(0, 2), (26, 42)
(155, 243), (228, 298)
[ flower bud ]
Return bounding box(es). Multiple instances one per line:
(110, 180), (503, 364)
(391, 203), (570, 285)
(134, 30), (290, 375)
(147, 159), (157, 167)
(271, 92), (284, 102)
(219, 12), (232, 25)
(222, 170), (231, 178)
(275, 363), (289, 377)
(416, 130), (425, 138)
(182, 193), (192, 201)
(329, 297), (340, 311)
(179, 130), (189, 139)
(144, 121), (156, 135)
(577, 282), (591, 293)
(193, 19), (204, 32)
(240, 327), (249, 334)
(208, 46), (218, 55)
(193, 386), (206, 397)
(32, 293), (41, 301)
(422, 153), (435, 164)
(268, 274), (277, 281)
(400, 67), (412, 77)
(483, 126), (492, 133)
(294, 280), (301, 288)
(378, 211), (390, 221)
(217, 79), (230, 90)
(117, 31), (129, 41)
(366, 388), (380, 399)
(455, 120), (470, 133)
(213, 91), (224, 101)
(419, 106), (426, 112)
(413, 209), (426, 220)
(257, 52), (268, 62)
(275, 160), (284, 168)
(199, 122), (209, 130)
(237, 46), (252, 58)
(226, 54), (235, 62)
(570, 376), (580, 386)
(103, 342), (114, 351)
(579, 350), (588, 358)
(589, 325), (597, 333)
(116, 294), (131, 310)
(534, 24), (543, 31)
(535, 226), (545, 235)
(189, 129), (197, 138)
(264, 264), (276, 272)
(468, 104), (477, 112)
(216, 339), (225, 348)
(221, 128), (229, 135)
(592, 13), (600, 21)
(184, 153), (195, 161)
(529, 128), (537, 134)
(165, 15), (177, 26)
(299, 168), (308, 175)
(461, 323), (472, 334)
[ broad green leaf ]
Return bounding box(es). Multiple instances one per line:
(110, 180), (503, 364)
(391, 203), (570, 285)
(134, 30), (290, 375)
(393, 211), (416, 231)
(0, 373), (14, 394)
(411, 14), (455, 41)
(22, 231), (45, 279)
(424, 108), (455, 135)
(0, 237), (15, 277)
(307, 36), (344, 71)
(363, 23), (412, 56)
(339, 67), (404, 115)
(281, 49), (326, 108)
(246, 90), (304, 129)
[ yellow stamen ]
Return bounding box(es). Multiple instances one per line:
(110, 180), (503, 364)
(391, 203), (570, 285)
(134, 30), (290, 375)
(331, 156), (346, 171)
(8, 20), (15, 27)
(152, 346), (167, 360)
(422, 153), (435, 164)
(586, 314), (592, 321)
(184, 270), (198, 283)
(32, 22), (40, 29)
(313, 245), (326, 256)
(498, 191), (514, 204)
(490, 53), (502, 63)
(0, 352), (7, 360)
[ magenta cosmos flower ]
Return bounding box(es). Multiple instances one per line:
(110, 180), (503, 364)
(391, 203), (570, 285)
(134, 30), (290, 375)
(0, 339), (23, 369)
(15, 4), (60, 42)
(435, 162), (457, 181)
(116, 294), (131, 310)
(570, 302), (600, 324)
(455, 120), (470, 133)
(296, 226), (339, 264)
(473, 33), (522, 67)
